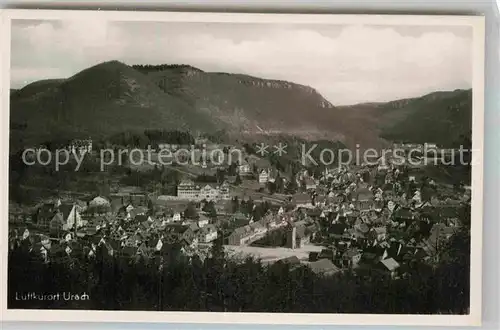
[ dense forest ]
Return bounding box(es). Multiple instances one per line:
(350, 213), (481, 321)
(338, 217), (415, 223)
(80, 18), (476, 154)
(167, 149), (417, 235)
(8, 221), (470, 313)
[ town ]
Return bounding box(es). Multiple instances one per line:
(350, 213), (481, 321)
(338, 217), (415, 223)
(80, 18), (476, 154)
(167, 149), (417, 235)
(8, 135), (471, 280)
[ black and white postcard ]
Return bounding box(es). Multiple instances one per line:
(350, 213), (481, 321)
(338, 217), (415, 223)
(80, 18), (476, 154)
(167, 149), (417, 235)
(0, 10), (485, 326)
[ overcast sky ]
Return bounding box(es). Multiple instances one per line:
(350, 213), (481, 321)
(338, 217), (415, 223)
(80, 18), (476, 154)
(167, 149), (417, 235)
(11, 19), (472, 105)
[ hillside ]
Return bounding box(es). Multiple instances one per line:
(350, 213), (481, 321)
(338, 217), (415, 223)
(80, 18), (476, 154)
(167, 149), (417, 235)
(336, 89), (472, 148)
(9, 61), (217, 150)
(10, 61), (344, 151)
(10, 61), (472, 153)
(379, 89), (472, 147)
(132, 64), (340, 139)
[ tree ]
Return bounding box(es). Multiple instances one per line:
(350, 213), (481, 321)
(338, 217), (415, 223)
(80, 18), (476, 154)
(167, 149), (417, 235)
(361, 171), (371, 183)
(228, 163), (237, 176)
(275, 176), (285, 193)
(230, 197), (240, 213)
(184, 202), (199, 219)
(234, 174), (242, 186)
(216, 169), (226, 184)
(240, 198), (254, 215)
(210, 232), (225, 261)
(147, 199), (155, 215)
(285, 178), (298, 194)
(267, 181), (277, 195)
(252, 205), (264, 222)
(202, 201), (217, 219)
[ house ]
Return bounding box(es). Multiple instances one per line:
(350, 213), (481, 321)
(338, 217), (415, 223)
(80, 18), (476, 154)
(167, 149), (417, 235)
(134, 214), (153, 224)
(250, 221), (267, 236)
(164, 224), (197, 244)
(424, 223), (457, 253)
(293, 193), (311, 207)
(231, 211), (249, 225)
(342, 248), (362, 268)
(382, 241), (406, 263)
(89, 196), (110, 207)
(177, 180), (199, 200)
(238, 159), (251, 175)
(259, 169), (269, 184)
(147, 236), (164, 252)
(304, 177), (317, 191)
(309, 259), (341, 276)
(387, 200), (397, 213)
(369, 226), (387, 242)
(136, 242), (152, 259)
(199, 184), (222, 201)
(129, 206), (148, 220)
(379, 257), (400, 278)
(49, 203), (83, 233)
(355, 187), (373, 211)
(228, 226), (252, 246)
(117, 203), (134, 219)
(33, 203), (58, 227)
(198, 225), (218, 243)
(318, 248), (337, 261)
(171, 211), (182, 222)
(100, 238), (120, 256)
(91, 216), (108, 231)
(345, 228), (365, 242)
(355, 223), (370, 235)
(197, 214), (210, 228)
(394, 208), (415, 223)
(123, 233), (141, 247)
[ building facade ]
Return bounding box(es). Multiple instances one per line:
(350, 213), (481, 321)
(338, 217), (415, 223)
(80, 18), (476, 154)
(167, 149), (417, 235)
(259, 170), (269, 184)
(177, 180), (230, 201)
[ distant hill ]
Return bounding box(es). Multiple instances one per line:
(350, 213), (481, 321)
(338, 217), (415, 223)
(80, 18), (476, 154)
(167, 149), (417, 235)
(9, 60), (472, 152)
(132, 64), (339, 139)
(378, 89), (472, 147)
(10, 61), (217, 149)
(336, 89), (472, 148)
(10, 61), (343, 150)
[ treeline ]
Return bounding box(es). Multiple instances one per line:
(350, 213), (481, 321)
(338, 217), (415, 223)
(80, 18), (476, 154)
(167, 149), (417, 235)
(105, 130), (195, 149)
(132, 64), (202, 73)
(120, 166), (180, 195)
(8, 226), (470, 313)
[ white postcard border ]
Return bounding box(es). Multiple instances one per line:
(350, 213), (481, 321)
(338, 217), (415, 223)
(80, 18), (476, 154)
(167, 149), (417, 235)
(0, 9), (485, 326)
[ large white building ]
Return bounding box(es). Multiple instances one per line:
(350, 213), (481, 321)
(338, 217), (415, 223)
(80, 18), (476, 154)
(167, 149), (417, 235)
(258, 169), (269, 184)
(177, 180), (230, 201)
